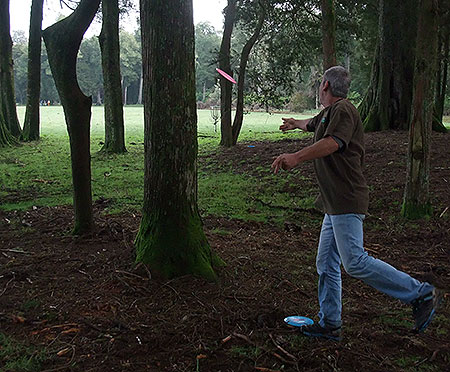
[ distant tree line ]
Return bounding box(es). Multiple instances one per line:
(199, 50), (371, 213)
(11, 7), (450, 117)
(12, 28), (142, 106)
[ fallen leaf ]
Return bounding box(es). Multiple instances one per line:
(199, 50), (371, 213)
(221, 335), (232, 343)
(61, 328), (81, 335)
(12, 315), (26, 323)
(57, 348), (71, 357)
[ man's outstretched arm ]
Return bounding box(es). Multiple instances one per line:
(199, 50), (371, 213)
(280, 117), (312, 132)
(271, 136), (339, 174)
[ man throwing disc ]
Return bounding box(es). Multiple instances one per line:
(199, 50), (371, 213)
(271, 66), (442, 341)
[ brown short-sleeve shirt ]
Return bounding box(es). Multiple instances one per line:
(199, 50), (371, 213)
(307, 99), (369, 215)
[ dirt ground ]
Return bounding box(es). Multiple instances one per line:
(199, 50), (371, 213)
(1, 131), (449, 372)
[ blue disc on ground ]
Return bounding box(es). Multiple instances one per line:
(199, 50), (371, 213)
(284, 316), (314, 327)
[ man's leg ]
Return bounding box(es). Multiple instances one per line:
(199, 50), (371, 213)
(330, 214), (433, 304)
(316, 214), (342, 328)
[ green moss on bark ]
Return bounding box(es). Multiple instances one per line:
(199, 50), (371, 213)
(135, 210), (222, 281)
(401, 201), (432, 220)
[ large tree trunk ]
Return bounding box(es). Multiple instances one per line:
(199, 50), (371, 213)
(321, 0), (337, 71)
(358, 0), (418, 131)
(22, 0), (44, 142)
(231, 3), (265, 145)
(0, 103), (15, 146)
(99, 0), (126, 153)
(135, 0), (220, 280)
(42, 0), (100, 235)
(219, 0), (237, 147)
(0, 0), (22, 138)
(433, 10), (449, 133)
(402, 0), (439, 219)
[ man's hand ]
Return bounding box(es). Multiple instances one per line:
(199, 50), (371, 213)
(280, 117), (298, 132)
(280, 117), (310, 132)
(271, 153), (298, 174)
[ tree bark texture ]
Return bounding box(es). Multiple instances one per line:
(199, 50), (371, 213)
(22, 0), (44, 141)
(219, 0), (237, 147)
(0, 74), (15, 146)
(402, 0), (439, 219)
(42, 0), (100, 234)
(432, 13), (449, 132)
(135, 0), (220, 280)
(358, 0), (418, 132)
(99, 0), (126, 153)
(321, 0), (337, 71)
(0, 103), (15, 146)
(0, 0), (22, 137)
(231, 3), (265, 145)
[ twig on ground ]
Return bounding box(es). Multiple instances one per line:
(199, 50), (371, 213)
(41, 344), (76, 372)
(274, 277), (310, 298)
(1, 248), (32, 254)
(269, 333), (297, 361)
(115, 270), (148, 280)
(232, 332), (297, 366)
(0, 276), (15, 296)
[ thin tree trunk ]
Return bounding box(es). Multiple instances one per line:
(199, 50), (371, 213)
(402, 0), (439, 219)
(137, 70), (143, 104)
(135, 0), (221, 280)
(0, 0), (22, 137)
(123, 85), (128, 105)
(99, 0), (126, 153)
(219, 0), (237, 147)
(321, 0), (337, 71)
(358, 0), (419, 131)
(432, 19), (449, 132)
(42, 0), (100, 235)
(97, 89), (102, 104)
(232, 3), (265, 145)
(22, 0), (44, 141)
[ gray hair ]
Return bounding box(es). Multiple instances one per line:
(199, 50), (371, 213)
(323, 66), (351, 98)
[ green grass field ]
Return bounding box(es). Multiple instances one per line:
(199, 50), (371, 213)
(1, 106), (448, 222)
(444, 116), (450, 128)
(1, 106), (315, 224)
(16, 106), (313, 141)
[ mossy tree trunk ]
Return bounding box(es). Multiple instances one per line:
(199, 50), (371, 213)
(402, 0), (439, 219)
(22, 0), (44, 142)
(231, 2), (265, 145)
(0, 76), (15, 147)
(135, 0), (221, 280)
(0, 0), (22, 138)
(99, 0), (126, 153)
(358, 0), (418, 132)
(219, 0), (237, 147)
(42, 0), (101, 235)
(0, 104), (15, 147)
(321, 0), (337, 71)
(432, 4), (449, 133)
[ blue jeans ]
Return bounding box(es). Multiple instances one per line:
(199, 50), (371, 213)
(316, 213), (434, 328)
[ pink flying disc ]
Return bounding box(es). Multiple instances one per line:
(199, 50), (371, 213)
(216, 68), (237, 84)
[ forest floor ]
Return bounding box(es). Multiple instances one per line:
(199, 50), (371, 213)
(1, 130), (449, 372)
